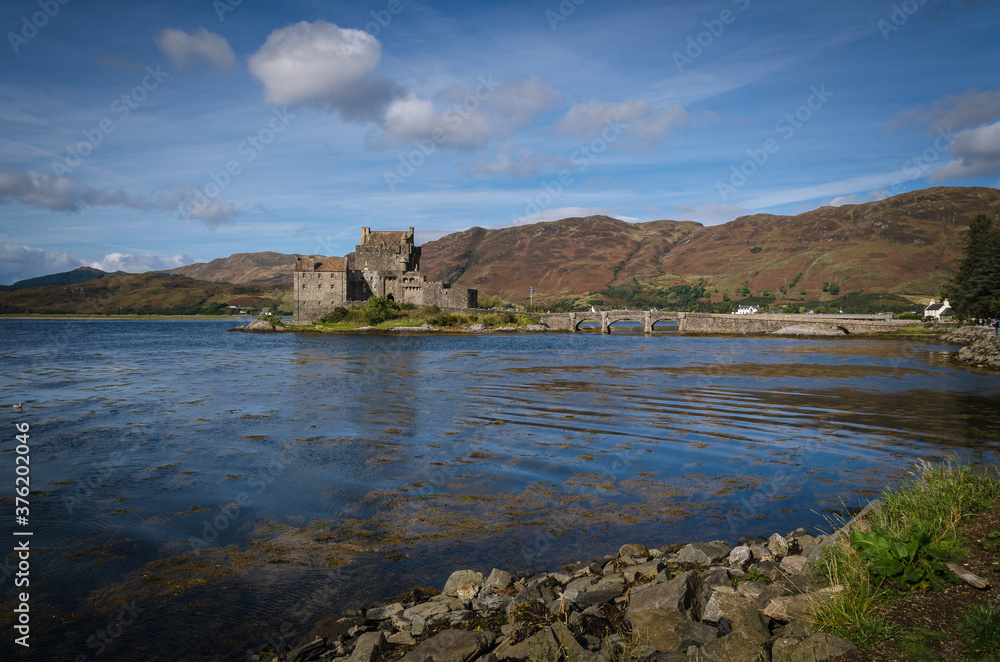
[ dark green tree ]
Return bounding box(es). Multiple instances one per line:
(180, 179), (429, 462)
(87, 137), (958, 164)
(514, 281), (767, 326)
(946, 214), (1000, 319)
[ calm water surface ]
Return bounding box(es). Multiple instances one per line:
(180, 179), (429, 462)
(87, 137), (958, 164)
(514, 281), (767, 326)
(2, 319), (999, 661)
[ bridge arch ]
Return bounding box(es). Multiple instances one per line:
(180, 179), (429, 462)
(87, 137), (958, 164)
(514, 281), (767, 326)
(606, 317), (646, 333)
(650, 319), (679, 332)
(573, 317), (601, 331)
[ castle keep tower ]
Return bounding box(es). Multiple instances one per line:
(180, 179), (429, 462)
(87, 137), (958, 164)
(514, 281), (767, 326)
(293, 226), (477, 323)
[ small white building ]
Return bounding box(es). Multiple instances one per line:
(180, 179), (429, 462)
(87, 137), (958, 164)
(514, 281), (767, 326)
(732, 305), (758, 315)
(923, 298), (952, 321)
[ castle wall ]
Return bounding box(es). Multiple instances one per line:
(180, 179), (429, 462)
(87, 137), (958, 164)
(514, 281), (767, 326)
(295, 269), (348, 323)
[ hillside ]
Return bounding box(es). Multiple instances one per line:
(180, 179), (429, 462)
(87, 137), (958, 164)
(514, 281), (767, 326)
(0, 272), (290, 315)
(5, 266), (116, 290)
(164, 251), (295, 288)
(420, 187), (1000, 306)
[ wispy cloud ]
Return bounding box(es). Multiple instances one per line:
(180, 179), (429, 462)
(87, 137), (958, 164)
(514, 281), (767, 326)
(156, 28), (237, 73)
(557, 99), (687, 145)
(467, 142), (562, 178)
(382, 76), (563, 149)
(888, 86), (1000, 134)
(0, 168), (239, 225)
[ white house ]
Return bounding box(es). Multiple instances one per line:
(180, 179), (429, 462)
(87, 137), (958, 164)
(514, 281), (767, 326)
(733, 305), (758, 315)
(923, 299), (952, 321)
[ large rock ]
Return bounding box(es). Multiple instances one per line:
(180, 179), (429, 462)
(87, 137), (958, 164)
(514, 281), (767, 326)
(624, 560), (664, 583)
(619, 543), (650, 559)
(736, 580), (793, 609)
(494, 625), (561, 660)
(676, 542), (732, 566)
(400, 629), (496, 662)
(285, 636), (326, 662)
(366, 603), (404, 621)
(402, 601), (451, 636)
(764, 587), (843, 622)
(727, 545), (752, 569)
(484, 568), (513, 591)
(700, 586), (770, 640)
(780, 554), (809, 575)
(443, 570), (485, 598)
(768, 533), (790, 559)
(627, 571), (698, 652)
(350, 632), (386, 662)
(692, 630), (768, 662)
(784, 632), (857, 661)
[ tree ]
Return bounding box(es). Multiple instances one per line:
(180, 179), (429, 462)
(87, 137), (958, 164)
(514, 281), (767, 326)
(828, 283), (840, 296)
(947, 214), (1000, 319)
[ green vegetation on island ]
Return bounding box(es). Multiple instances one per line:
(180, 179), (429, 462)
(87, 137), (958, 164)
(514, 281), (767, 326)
(312, 296), (537, 330)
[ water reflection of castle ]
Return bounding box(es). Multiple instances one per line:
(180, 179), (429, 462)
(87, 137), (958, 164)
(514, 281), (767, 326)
(294, 227), (478, 323)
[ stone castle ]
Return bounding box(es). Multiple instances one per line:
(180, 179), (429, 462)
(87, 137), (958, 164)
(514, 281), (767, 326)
(294, 227), (478, 323)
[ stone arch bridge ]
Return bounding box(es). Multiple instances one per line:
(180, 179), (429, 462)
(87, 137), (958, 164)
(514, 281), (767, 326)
(534, 310), (918, 335)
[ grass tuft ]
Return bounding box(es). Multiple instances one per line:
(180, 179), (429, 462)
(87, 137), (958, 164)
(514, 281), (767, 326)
(958, 603), (1000, 659)
(812, 459), (1000, 649)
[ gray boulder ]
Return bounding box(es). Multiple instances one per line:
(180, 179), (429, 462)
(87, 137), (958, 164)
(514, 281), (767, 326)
(443, 570), (485, 598)
(350, 632), (385, 662)
(783, 632), (857, 661)
(691, 630), (768, 662)
(484, 568), (513, 591)
(627, 571), (698, 652)
(676, 542), (732, 566)
(400, 629), (496, 662)
(768, 533), (790, 559)
(700, 586), (770, 640)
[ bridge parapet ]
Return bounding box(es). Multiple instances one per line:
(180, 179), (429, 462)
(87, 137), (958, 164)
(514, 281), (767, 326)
(533, 311), (920, 335)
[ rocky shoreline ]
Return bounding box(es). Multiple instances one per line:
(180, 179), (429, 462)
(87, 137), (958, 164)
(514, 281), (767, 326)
(249, 516), (876, 662)
(941, 326), (1000, 369)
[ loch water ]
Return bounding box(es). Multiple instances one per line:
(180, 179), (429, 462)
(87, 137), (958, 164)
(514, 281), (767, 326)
(2, 318), (1000, 661)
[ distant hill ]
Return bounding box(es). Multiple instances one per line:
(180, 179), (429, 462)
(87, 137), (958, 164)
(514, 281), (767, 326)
(0, 272), (290, 315)
(6, 266), (116, 290)
(420, 186), (1000, 306)
(164, 252), (295, 288)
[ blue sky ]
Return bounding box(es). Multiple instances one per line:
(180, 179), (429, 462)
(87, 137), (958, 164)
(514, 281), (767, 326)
(1, 0), (998, 283)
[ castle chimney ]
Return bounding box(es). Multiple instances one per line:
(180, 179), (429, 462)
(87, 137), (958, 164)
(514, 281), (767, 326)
(361, 227), (370, 245)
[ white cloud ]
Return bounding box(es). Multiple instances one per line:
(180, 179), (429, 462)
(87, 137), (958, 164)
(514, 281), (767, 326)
(0, 168), (239, 225)
(383, 76), (563, 149)
(888, 86), (1000, 134)
(86, 252), (194, 274)
(826, 189), (890, 207)
(673, 203), (748, 225)
(0, 242), (82, 284)
(248, 20), (395, 119)
(0, 242), (198, 285)
(156, 27), (236, 73)
(556, 99), (687, 144)
(930, 120), (1000, 180)
(505, 207), (642, 227)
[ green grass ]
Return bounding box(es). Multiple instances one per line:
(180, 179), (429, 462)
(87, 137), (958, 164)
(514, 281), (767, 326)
(959, 603), (1000, 660)
(813, 460), (1000, 648)
(898, 626), (950, 660)
(310, 297), (537, 331)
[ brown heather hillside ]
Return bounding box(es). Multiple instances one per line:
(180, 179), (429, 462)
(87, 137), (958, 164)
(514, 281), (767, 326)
(0, 272), (290, 315)
(165, 251), (295, 288)
(420, 216), (704, 302)
(421, 186), (1000, 305)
